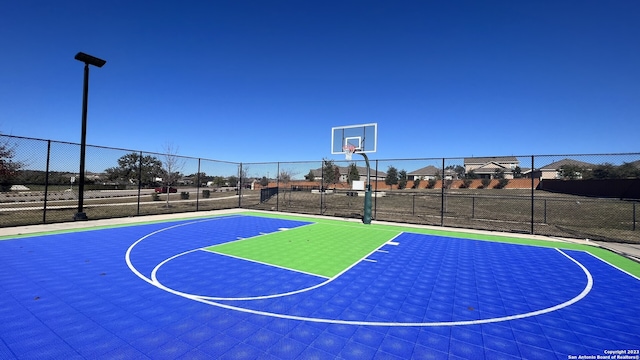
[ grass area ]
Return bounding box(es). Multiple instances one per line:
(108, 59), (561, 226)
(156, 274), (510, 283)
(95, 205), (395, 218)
(1, 186), (637, 244)
(206, 222), (397, 278)
(0, 191), (244, 227)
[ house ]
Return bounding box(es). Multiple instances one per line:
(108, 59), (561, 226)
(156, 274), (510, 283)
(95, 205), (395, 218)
(310, 166), (386, 183)
(534, 158), (595, 180)
(407, 165), (457, 181)
(178, 176), (195, 185)
(464, 156), (520, 179)
(407, 165), (439, 181)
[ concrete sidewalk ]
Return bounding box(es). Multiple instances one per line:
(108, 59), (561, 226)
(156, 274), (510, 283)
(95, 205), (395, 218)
(588, 241), (640, 263)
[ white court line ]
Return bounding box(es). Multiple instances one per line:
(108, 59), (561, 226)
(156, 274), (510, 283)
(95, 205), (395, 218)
(127, 222), (593, 327)
(213, 223), (316, 247)
(203, 249), (330, 279)
(125, 217), (235, 286)
(582, 250), (640, 281)
(133, 223), (401, 302)
(149, 232), (398, 301)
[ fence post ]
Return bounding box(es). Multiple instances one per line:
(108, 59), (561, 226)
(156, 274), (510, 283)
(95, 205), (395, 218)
(412, 194), (415, 216)
(471, 196), (475, 219)
(43, 140), (51, 224)
(276, 162), (280, 212)
(196, 158), (201, 211)
(374, 160), (378, 220)
(320, 161), (324, 214)
(238, 163), (242, 208)
(544, 199), (547, 224)
(634, 202), (637, 231)
(531, 155), (535, 234)
(441, 158), (445, 226)
(136, 151), (142, 216)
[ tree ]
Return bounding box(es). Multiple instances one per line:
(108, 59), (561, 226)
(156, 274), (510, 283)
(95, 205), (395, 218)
(104, 152), (163, 187)
(465, 170), (478, 179)
(211, 176), (226, 187)
(0, 138), (22, 192)
(385, 166), (398, 188)
(161, 143), (185, 207)
(322, 159), (337, 186)
(347, 163), (359, 184)
(239, 165), (250, 189)
(495, 178), (510, 189)
(493, 169), (505, 179)
(513, 166), (522, 179)
(304, 169), (315, 181)
(260, 176), (269, 186)
(187, 172), (210, 186)
(616, 162), (640, 179)
(227, 175), (238, 187)
(397, 170), (408, 190)
(558, 164), (584, 180)
(278, 168), (298, 184)
(480, 178), (492, 188)
(412, 178), (421, 189)
(334, 166), (341, 184)
(446, 165), (465, 179)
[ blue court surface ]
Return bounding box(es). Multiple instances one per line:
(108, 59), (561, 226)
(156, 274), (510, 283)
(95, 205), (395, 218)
(1, 214), (639, 359)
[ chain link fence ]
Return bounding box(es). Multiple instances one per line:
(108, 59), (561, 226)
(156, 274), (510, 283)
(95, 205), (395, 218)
(1, 135), (241, 227)
(243, 154), (640, 243)
(2, 135), (638, 242)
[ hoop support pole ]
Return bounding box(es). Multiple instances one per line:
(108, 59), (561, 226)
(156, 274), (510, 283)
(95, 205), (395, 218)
(357, 152), (372, 224)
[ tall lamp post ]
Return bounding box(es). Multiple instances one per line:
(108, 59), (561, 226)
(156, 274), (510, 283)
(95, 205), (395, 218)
(73, 52), (106, 221)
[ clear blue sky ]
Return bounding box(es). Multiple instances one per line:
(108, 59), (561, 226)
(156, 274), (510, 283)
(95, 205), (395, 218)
(1, 1), (638, 163)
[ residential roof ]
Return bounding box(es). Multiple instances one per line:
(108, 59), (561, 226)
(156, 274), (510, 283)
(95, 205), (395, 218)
(539, 158), (595, 170)
(464, 156), (519, 164)
(472, 162), (511, 172)
(407, 165), (440, 176)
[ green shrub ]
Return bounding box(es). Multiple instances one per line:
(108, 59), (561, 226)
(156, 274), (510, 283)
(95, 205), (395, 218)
(480, 178), (491, 188)
(494, 178), (510, 189)
(180, 191), (190, 200)
(427, 179), (436, 189)
(460, 179), (472, 188)
(202, 189), (210, 198)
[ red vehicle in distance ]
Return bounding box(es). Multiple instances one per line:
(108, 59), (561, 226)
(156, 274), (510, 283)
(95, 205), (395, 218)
(154, 186), (178, 193)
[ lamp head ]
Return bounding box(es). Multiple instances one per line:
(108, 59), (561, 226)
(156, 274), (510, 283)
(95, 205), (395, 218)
(74, 52), (106, 67)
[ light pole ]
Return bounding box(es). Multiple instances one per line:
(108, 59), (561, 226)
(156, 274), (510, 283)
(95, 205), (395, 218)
(73, 52), (106, 221)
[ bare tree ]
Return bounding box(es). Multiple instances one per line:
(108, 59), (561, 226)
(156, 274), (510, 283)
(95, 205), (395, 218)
(278, 168), (299, 185)
(162, 143), (185, 207)
(0, 136), (23, 192)
(239, 165), (250, 189)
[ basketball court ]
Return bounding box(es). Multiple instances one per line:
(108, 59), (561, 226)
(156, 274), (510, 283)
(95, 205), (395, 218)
(1, 123), (639, 359)
(1, 210), (639, 359)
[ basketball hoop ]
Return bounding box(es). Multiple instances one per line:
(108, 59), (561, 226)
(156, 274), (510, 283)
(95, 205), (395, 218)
(343, 144), (357, 161)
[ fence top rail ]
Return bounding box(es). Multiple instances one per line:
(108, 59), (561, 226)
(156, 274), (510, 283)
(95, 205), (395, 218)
(2, 134), (638, 165)
(246, 153), (640, 165)
(1, 134), (240, 165)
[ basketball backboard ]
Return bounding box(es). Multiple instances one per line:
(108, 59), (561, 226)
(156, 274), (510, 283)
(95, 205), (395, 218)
(331, 123), (377, 155)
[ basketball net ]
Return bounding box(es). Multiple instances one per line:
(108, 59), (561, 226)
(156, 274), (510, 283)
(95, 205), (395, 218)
(343, 144), (357, 161)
